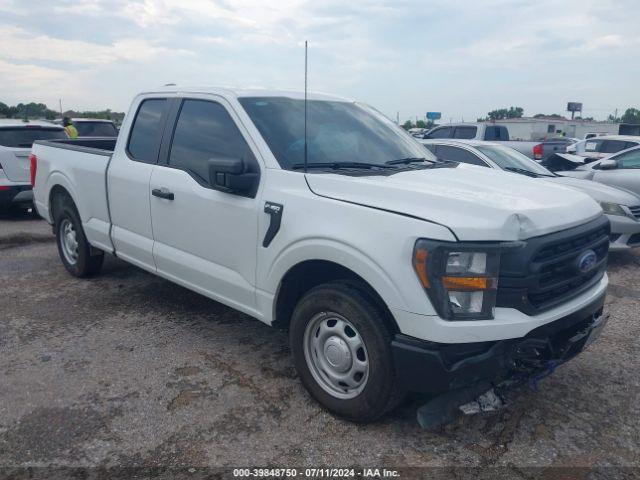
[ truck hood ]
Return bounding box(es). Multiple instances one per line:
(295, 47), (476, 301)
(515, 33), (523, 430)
(545, 176), (640, 205)
(305, 164), (603, 241)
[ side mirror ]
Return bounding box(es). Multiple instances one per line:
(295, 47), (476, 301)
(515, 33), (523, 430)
(208, 157), (258, 196)
(597, 159), (618, 171)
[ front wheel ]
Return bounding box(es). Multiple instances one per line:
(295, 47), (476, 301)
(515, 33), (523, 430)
(290, 282), (404, 422)
(54, 197), (104, 277)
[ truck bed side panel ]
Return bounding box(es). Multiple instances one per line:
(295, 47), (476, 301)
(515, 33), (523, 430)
(33, 142), (114, 253)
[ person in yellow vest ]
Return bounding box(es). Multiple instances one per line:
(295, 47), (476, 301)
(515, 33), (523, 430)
(63, 117), (78, 139)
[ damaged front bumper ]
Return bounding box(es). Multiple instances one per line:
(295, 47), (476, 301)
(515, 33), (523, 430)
(391, 292), (608, 395)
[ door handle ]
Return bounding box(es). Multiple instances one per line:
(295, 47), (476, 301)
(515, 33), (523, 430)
(152, 188), (174, 200)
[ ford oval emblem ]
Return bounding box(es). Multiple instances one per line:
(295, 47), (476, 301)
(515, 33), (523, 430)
(577, 250), (597, 273)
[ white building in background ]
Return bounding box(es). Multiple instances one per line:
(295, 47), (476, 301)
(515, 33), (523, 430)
(486, 117), (619, 140)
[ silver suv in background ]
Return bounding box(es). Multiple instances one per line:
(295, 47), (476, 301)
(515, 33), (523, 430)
(0, 120), (67, 214)
(420, 139), (640, 251)
(566, 135), (640, 161)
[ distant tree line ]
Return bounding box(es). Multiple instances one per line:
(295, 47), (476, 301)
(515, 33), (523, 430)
(477, 106), (640, 124)
(401, 119), (435, 130)
(608, 108), (640, 124)
(0, 101), (125, 124)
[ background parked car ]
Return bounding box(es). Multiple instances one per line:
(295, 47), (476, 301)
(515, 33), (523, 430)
(53, 118), (119, 137)
(421, 122), (570, 161)
(555, 145), (640, 198)
(566, 135), (640, 161)
(420, 139), (640, 251)
(0, 120), (67, 214)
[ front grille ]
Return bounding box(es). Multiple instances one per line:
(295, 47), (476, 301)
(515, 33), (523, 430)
(497, 216), (609, 315)
(629, 205), (640, 221)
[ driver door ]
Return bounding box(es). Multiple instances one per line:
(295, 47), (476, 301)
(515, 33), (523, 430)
(149, 96), (263, 315)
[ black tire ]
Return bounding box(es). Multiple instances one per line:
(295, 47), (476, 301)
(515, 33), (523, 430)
(53, 195), (104, 277)
(290, 281), (404, 422)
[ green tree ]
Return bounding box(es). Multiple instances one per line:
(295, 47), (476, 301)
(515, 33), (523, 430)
(485, 106), (524, 121)
(621, 108), (640, 124)
(533, 113), (564, 119)
(402, 120), (414, 130)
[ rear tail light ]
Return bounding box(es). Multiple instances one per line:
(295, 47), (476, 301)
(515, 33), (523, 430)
(30, 154), (37, 187)
(533, 144), (543, 160)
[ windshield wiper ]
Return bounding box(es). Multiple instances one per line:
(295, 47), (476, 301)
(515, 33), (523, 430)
(291, 161), (395, 170)
(385, 157), (432, 165)
(503, 166), (543, 178)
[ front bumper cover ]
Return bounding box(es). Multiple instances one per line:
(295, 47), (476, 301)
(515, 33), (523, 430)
(391, 291), (607, 394)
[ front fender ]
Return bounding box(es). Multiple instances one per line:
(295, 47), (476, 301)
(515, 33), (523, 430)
(262, 237), (428, 318)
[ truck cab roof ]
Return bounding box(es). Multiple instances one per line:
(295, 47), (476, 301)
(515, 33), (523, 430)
(139, 85), (354, 103)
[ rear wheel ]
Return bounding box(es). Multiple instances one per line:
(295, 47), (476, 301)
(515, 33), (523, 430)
(53, 196), (104, 277)
(290, 282), (404, 422)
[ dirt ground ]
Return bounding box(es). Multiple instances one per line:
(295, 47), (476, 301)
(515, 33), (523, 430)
(1, 214), (638, 478)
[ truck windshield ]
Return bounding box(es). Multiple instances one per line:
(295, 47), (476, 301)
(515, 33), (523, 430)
(0, 127), (67, 148)
(74, 122), (118, 137)
(476, 145), (555, 177)
(238, 97), (434, 170)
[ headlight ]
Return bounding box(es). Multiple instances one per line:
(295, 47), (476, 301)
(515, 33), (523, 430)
(413, 240), (500, 320)
(600, 202), (627, 217)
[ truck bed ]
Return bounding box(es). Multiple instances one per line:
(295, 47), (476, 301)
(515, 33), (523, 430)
(32, 137), (117, 253)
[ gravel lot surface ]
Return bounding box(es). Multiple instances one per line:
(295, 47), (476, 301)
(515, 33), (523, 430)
(1, 214), (638, 478)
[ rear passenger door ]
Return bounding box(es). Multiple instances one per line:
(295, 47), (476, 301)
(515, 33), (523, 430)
(149, 96), (262, 314)
(108, 96), (170, 271)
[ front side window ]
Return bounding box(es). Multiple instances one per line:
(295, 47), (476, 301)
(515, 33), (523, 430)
(0, 127), (67, 148)
(169, 99), (256, 185)
(127, 98), (168, 163)
(614, 149), (640, 169)
(238, 97), (433, 169)
(600, 140), (630, 154)
(436, 145), (488, 167)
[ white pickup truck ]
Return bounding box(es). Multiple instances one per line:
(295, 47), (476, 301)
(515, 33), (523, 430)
(32, 87), (610, 421)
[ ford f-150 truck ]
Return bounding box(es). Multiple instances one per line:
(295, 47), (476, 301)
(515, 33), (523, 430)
(31, 87), (610, 422)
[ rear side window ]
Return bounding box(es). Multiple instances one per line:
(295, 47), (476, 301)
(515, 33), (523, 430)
(168, 99), (256, 186)
(425, 127), (453, 139)
(583, 140), (602, 152)
(436, 145), (489, 167)
(484, 126), (508, 141)
(0, 127), (67, 148)
(74, 122), (118, 137)
(453, 126), (476, 139)
(127, 98), (168, 163)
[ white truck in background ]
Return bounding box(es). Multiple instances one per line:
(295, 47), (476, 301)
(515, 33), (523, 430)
(421, 122), (573, 161)
(32, 87), (609, 421)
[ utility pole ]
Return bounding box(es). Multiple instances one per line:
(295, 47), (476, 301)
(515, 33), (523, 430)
(59, 99), (63, 118)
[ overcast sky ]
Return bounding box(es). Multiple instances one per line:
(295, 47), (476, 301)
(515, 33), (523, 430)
(0, 0), (638, 121)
